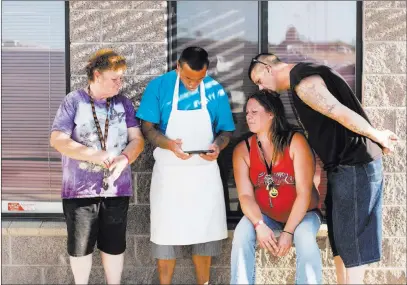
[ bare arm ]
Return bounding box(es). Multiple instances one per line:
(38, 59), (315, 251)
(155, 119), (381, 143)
(121, 127), (144, 164)
(50, 131), (109, 166)
(233, 142), (263, 224)
(200, 131), (233, 161)
(141, 120), (172, 150)
(140, 120), (190, 160)
(283, 133), (315, 234)
(214, 131), (233, 150)
(233, 141), (279, 254)
(295, 75), (398, 151)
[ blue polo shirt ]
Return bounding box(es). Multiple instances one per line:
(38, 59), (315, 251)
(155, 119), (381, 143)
(136, 70), (235, 135)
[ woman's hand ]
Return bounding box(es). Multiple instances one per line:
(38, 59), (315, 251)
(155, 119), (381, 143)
(108, 154), (129, 181)
(255, 224), (279, 256)
(276, 231), (293, 257)
(93, 150), (113, 167)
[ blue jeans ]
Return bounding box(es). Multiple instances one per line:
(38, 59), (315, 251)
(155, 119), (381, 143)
(231, 211), (322, 284)
(326, 158), (383, 267)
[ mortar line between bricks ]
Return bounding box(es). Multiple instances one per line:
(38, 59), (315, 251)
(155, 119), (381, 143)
(365, 8), (407, 10)
(134, 172), (138, 204)
(71, 9), (166, 12)
(364, 107), (407, 110)
(364, 73), (407, 75)
(135, 171), (153, 175)
(364, 40), (407, 43)
(41, 267), (46, 284)
(71, 42), (167, 44)
(364, 74), (407, 76)
(9, 233), (12, 264)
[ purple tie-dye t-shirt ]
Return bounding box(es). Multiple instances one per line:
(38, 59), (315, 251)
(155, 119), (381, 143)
(51, 89), (140, 199)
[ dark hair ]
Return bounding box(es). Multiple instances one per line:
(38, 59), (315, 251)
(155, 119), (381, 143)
(248, 52), (281, 83)
(85, 49), (126, 82)
(245, 90), (293, 161)
(178, 46), (210, 71)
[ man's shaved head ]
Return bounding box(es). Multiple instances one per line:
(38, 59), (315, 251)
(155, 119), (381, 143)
(248, 53), (281, 83)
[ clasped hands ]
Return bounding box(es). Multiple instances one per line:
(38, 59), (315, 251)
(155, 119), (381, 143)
(96, 151), (129, 181)
(256, 223), (293, 257)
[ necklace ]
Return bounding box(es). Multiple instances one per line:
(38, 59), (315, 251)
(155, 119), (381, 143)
(256, 136), (278, 207)
(88, 85), (111, 191)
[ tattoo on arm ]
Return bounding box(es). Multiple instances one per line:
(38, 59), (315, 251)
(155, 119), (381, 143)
(347, 123), (371, 137)
(296, 77), (374, 139)
(296, 80), (337, 117)
(214, 131), (233, 151)
(141, 120), (172, 149)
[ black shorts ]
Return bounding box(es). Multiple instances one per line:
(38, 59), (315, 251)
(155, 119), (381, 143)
(63, 196), (130, 257)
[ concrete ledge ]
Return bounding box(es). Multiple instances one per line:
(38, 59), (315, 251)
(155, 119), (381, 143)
(2, 221), (67, 236)
(2, 221), (328, 238)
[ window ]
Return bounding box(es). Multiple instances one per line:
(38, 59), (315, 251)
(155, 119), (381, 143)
(170, 1), (361, 224)
(169, 1), (260, 224)
(267, 1), (360, 212)
(1, 1), (68, 214)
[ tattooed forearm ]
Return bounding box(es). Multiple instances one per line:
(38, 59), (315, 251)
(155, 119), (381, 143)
(214, 131), (233, 150)
(295, 76), (379, 141)
(348, 123), (371, 137)
(141, 120), (172, 150)
(296, 80), (337, 117)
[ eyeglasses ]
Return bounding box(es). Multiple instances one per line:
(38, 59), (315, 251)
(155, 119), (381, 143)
(251, 58), (270, 67)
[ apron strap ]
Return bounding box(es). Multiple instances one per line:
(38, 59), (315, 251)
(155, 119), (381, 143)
(172, 74), (207, 111)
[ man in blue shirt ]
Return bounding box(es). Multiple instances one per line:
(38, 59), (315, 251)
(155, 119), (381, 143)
(136, 46), (235, 285)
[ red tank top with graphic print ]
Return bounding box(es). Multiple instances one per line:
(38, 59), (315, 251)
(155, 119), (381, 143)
(248, 136), (296, 223)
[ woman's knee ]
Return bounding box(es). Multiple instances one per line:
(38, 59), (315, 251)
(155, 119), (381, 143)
(293, 215), (320, 247)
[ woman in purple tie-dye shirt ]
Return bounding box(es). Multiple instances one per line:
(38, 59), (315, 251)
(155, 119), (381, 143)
(50, 49), (144, 284)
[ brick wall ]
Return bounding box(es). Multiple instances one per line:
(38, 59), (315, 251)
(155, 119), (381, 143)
(2, 1), (406, 284)
(362, 1), (406, 283)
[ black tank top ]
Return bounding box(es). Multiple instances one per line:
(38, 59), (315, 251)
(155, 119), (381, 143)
(289, 62), (382, 171)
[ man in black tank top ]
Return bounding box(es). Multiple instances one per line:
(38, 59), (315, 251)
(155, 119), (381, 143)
(247, 53), (398, 284)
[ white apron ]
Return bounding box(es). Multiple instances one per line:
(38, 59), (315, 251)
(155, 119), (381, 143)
(150, 74), (228, 245)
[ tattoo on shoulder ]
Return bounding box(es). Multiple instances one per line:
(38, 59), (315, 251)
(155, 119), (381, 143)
(296, 80), (337, 117)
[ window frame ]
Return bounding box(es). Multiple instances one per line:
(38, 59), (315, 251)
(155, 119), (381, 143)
(167, 1), (363, 228)
(2, 1), (70, 220)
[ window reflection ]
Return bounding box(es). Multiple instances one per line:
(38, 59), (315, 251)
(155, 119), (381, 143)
(268, 1), (357, 91)
(268, 1), (357, 214)
(175, 1), (259, 215)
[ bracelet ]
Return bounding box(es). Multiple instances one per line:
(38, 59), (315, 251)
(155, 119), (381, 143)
(254, 220), (264, 230)
(282, 230), (294, 236)
(121, 153), (130, 165)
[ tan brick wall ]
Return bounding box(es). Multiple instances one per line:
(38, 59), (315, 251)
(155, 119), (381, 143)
(363, 1), (406, 284)
(2, 1), (406, 284)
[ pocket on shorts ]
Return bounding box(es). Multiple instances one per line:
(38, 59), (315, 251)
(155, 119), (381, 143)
(363, 159), (383, 183)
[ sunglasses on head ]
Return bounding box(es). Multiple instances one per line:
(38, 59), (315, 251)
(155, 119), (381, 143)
(251, 58), (270, 67)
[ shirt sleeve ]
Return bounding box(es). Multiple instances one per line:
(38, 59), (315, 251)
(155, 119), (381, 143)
(51, 93), (77, 136)
(121, 96), (140, 128)
(135, 79), (161, 124)
(214, 86), (236, 133)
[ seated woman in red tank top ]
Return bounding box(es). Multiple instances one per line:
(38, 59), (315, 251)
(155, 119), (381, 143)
(230, 90), (322, 284)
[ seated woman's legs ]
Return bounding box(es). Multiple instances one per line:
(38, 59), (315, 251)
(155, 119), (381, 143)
(293, 211), (322, 284)
(231, 215), (282, 284)
(230, 216), (257, 284)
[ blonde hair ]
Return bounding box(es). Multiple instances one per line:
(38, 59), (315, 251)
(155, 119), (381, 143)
(85, 49), (126, 82)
